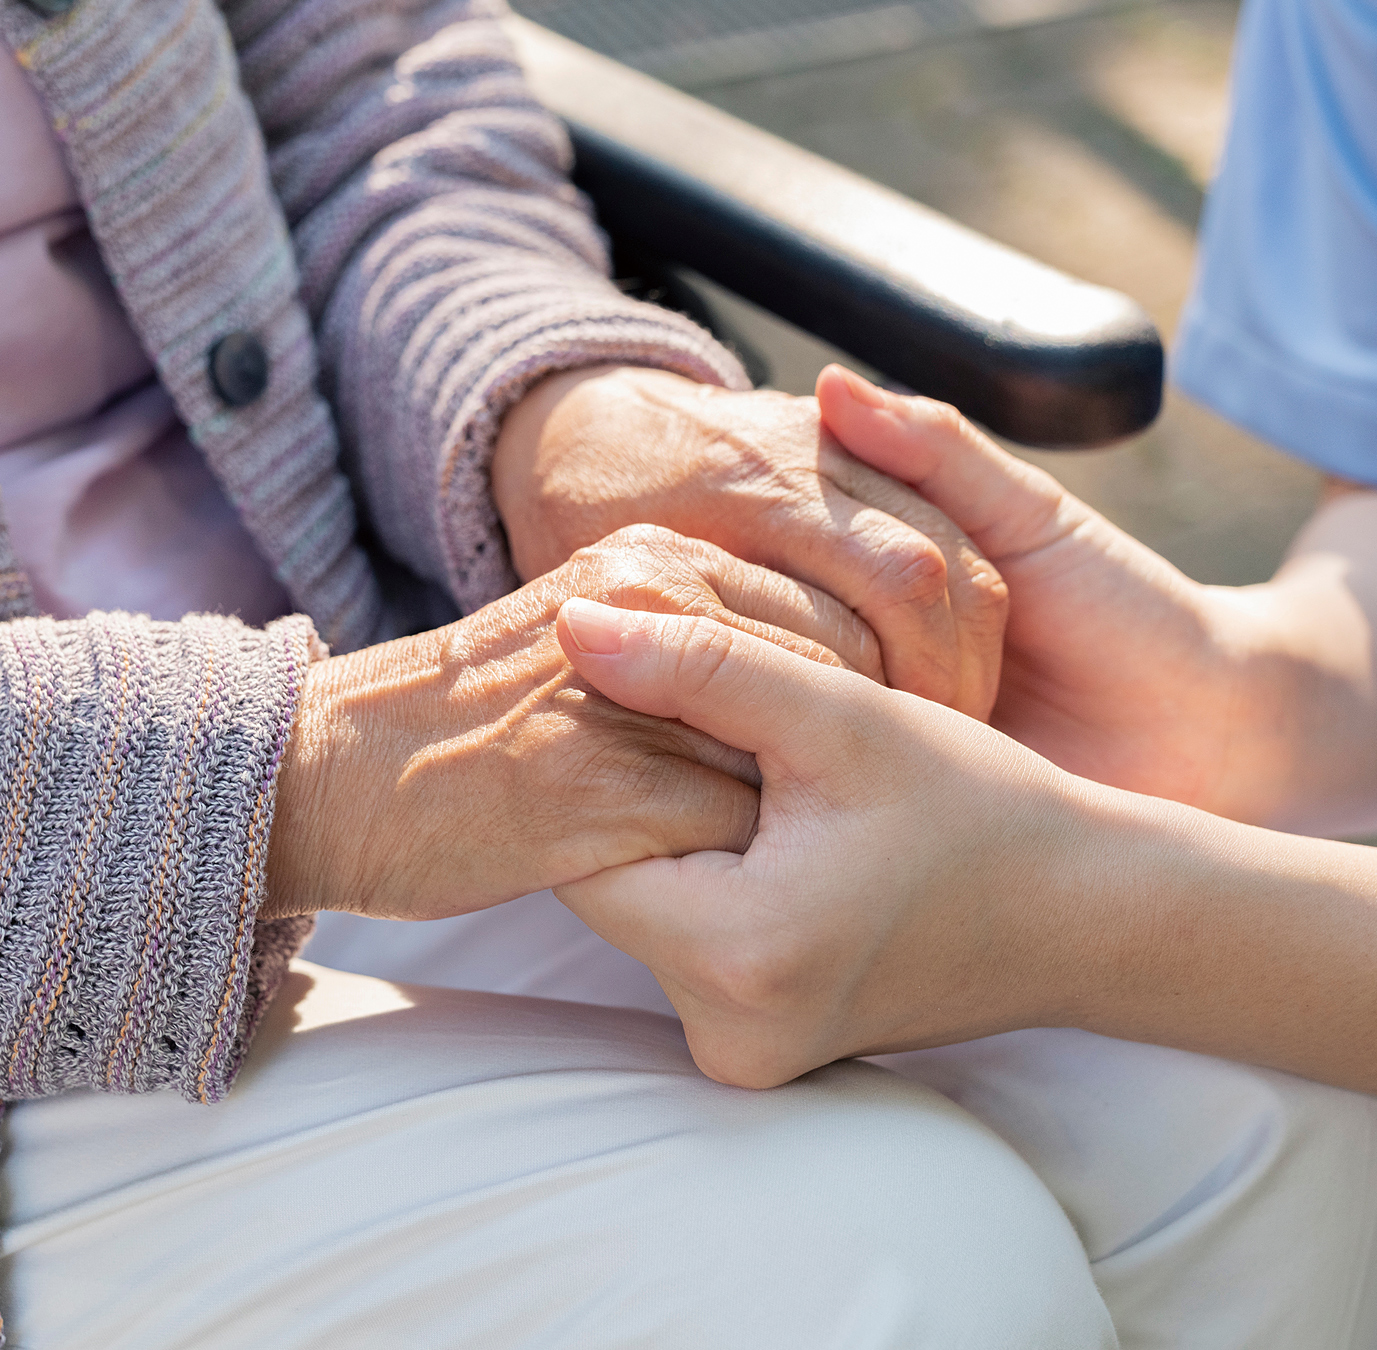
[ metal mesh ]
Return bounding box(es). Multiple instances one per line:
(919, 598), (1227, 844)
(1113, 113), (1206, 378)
(509, 0), (1128, 86)
(514, 0), (934, 58)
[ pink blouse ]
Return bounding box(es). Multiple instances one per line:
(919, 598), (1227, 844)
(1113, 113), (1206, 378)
(0, 44), (289, 626)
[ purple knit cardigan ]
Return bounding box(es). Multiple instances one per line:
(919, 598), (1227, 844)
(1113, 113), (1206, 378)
(0, 0), (746, 1104)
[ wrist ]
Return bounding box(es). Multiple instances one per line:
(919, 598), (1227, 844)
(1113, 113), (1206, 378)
(1054, 782), (1377, 1089)
(263, 656), (345, 920)
(1165, 581), (1301, 823)
(491, 364), (707, 580)
(1041, 784), (1199, 1029)
(1198, 568), (1376, 832)
(997, 776), (1247, 1048)
(491, 364), (637, 579)
(984, 773), (1155, 1032)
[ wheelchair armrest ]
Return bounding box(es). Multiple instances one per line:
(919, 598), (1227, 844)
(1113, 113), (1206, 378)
(506, 16), (1162, 448)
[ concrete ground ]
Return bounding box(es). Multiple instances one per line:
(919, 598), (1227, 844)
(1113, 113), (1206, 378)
(523, 0), (1321, 584)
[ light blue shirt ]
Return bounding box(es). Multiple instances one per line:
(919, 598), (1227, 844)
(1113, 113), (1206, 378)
(1172, 0), (1377, 482)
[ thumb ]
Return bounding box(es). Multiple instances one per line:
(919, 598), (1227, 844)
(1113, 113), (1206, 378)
(815, 364), (1087, 562)
(556, 598), (868, 774)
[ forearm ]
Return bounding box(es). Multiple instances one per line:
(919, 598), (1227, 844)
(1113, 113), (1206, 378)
(1212, 483), (1377, 835)
(1061, 783), (1377, 1092)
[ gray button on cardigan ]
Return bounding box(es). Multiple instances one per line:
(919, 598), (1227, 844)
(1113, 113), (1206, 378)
(0, 0), (746, 1104)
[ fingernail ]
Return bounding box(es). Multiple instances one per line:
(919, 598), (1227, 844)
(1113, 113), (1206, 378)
(562, 598), (627, 655)
(836, 365), (888, 409)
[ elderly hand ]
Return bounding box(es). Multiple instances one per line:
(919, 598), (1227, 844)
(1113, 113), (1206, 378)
(492, 365), (1007, 718)
(553, 600), (1377, 1096)
(816, 366), (1377, 830)
(263, 526), (872, 922)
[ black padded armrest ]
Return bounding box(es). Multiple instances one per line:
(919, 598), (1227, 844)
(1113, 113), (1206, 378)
(507, 17), (1162, 448)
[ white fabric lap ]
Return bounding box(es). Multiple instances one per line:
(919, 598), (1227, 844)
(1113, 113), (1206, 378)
(305, 901), (1377, 1349)
(1, 963), (1113, 1350)
(877, 1036), (1377, 1348)
(304, 893), (677, 1015)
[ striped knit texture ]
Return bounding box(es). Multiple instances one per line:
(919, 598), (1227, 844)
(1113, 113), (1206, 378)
(0, 1), (386, 654)
(0, 0), (749, 1106)
(0, 0), (748, 639)
(0, 611), (316, 1103)
(236, 0), (750, 610)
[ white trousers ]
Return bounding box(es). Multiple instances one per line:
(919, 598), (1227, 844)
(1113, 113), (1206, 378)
(4, 891), (1376, 1348)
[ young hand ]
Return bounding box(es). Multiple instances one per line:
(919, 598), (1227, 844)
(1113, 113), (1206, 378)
(816, 366), (1377, 830)
(552, 597), (1093, 1088)
(553, 600), (1377, 1095)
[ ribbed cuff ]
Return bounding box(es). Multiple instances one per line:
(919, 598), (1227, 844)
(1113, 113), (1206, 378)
(0, 611), (323, 1104)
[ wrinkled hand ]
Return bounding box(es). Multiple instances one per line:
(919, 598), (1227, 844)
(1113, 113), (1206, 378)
(492, 365), (1007, 718)
(552, 600), (1095, 1089)
(816, 365), (1333, 824)
(264, 526), (872, 921)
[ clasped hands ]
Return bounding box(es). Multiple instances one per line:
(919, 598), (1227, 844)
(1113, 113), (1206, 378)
(268, 361), (1377, 1090)
(266, 363), (1010, 924)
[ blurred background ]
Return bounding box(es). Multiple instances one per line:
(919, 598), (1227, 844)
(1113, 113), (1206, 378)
(510, 0), (1319, 586)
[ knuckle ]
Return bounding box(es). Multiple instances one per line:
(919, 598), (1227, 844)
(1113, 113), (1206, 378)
(845, 621), (885, 681)
(613, 521), (680, 550)
(674, 618), (739, 698)
(871, 535), (949, 609)
(571, 528), (721, 613)
(964, 558), (1010, 623)
(917, 397), (967, 439)
(583, 522), (682, 560)
(554, 725), (672, 819)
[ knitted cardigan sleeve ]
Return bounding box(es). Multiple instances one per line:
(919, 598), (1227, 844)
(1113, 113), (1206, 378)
(221, 0), (749, 616)
(0, 601), (319, 1105)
